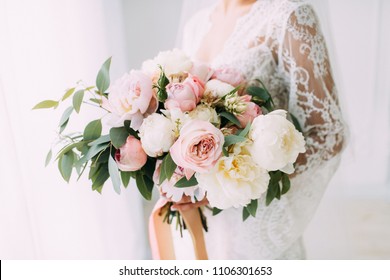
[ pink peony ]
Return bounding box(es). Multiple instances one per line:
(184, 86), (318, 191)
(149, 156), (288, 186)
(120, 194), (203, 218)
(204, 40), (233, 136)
(212, 67), (245, 87)
(103, 70), (154, 130)
(165, 74), (205, 112)
(170, 120), (224, 179)
(115, 136), (147, 171)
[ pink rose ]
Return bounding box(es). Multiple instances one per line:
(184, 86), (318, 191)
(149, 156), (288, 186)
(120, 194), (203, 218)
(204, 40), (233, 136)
(170, 120), (224, 179)
(165, 74), (205, 112)
(235, 95), (262, 127)
(212, 67), (245, 87)
(103, 70), (154, 130)
(115, 136), (147, 171)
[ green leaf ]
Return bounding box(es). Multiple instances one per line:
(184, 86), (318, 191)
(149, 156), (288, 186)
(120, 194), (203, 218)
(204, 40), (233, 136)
(289, 113), (303, 133)
(56, 141), (86, 160)
(96, 57), (112, 93)
(109, 127), (129, 149)
(136, 173), (153, 200)
(58, 151), (75, 182)
(88, 135), (110, 147)
(59, 106), (73, 127)
(45, 149), (52, 167)
(220, 111), (241, 127)
(281, 173), (291, 195)
(175, 175), (198, 188)
(242, 207), (250, 221)
(83, 119), (102, 141)
(224, 135), (247, 147)
(59, 119), (69, 134)
(238, 123), (251, 137)
(121, 171), (132, 188)
(266, 181), (279, 206)
(61, 88), (75, 101)
(92, 165), (109, 193)
(212, 208), (223, 216)
(222, 147), (229, 157)
(124, 120), (139, 138)
(77, 143), (109, 166)
(72, 90), (84, 113)
(246, 85), (270, 101)
(32, 100), (59, 110)
(246, 199), (258, 217)
(159, 153), (177, 184)
(89, 98), (102, 105)
(108, 155), (121, 194)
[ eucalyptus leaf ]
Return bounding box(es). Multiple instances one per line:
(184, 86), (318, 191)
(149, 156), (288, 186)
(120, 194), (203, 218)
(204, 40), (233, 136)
(224, 135), (247, 147)
(58, 151), (75, 182)
(59, 119), (69, 134)
(88, 135), (110, 147)
(96, 57), (112, 93)
(108, 155), (121, 194)
(45, 149), (52, 167)
(56, 141), (86, 160)
(175, 175), (198, 188)
(238, 123), (251, 137)
(83, 119), (102, 141)
(77, 143), (109, 166)
(62, 88), (76, 101)
(219, 111), (241, 127)
(59, 106), (73, 127)
(72, 90), (85, 113)
(109, 127), (129, 149)
(32, 100), (59, 110)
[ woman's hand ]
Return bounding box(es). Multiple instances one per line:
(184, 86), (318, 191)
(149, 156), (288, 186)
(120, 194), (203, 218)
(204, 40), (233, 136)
(166, 195), (209, 212)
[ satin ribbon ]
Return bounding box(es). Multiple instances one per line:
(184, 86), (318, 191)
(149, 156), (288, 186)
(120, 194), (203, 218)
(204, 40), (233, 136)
(149, 198), (208, 260)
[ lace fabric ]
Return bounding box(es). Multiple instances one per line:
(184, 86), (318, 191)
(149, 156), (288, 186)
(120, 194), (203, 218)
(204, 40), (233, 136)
(178, 0), (346, 259)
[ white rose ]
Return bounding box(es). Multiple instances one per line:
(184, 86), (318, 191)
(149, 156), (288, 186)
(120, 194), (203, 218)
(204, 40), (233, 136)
(139, 113), (176, 157)
(188, 104), (220, 125)
(196, 154), (270, 209)
(248, 110), (306, 173)
(142, 48), (193, 77)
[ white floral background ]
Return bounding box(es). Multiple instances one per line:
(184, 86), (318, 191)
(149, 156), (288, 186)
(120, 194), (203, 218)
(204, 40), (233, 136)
(0, 0), (389, 259)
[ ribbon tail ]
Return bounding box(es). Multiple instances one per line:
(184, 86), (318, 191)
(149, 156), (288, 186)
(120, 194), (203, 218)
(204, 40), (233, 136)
(180, 208), (209, 260)
(149, 198), (176, 260)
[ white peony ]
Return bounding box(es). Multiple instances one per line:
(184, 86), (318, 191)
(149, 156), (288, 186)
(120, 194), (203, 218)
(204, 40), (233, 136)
(248, 110), (306, 173)
(141, 48), (193, 77)
(188, 104), (220, 125)
(139, 113), (176, 157)
(196, 154), (270, 209)
(202, 79), (235, 104)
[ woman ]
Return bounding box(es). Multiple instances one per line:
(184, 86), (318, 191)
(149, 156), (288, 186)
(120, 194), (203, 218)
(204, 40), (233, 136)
(171, 0), (345, 259)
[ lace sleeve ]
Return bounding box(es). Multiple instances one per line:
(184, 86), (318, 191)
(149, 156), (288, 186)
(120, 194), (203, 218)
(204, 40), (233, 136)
(279, 4), (345, 174)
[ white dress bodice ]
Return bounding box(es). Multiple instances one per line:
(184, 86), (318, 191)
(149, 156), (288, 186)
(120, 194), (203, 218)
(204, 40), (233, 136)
(176, 0), (346, 259)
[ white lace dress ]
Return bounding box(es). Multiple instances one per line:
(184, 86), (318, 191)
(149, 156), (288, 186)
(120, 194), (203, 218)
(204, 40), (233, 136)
(176, 0), (346, 259)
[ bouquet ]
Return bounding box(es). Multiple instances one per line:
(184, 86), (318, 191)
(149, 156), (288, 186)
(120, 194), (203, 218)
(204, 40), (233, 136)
(34, 49), (305, 257)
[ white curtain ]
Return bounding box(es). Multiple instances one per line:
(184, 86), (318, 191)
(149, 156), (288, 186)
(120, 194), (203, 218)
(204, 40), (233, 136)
(0, 0), (147, 259)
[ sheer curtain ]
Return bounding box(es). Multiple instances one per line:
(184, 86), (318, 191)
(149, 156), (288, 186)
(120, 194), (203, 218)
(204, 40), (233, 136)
(0, 0), (147, 259)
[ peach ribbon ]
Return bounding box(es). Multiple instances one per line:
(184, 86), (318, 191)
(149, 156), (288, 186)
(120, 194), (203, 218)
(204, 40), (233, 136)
(149, 198), (208, 260)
